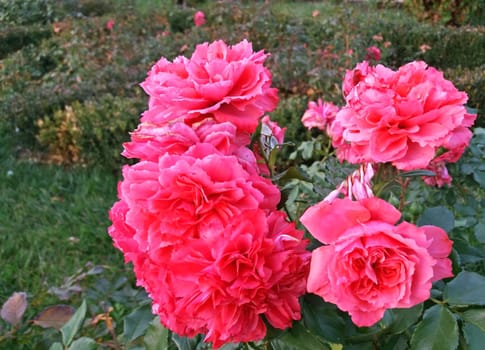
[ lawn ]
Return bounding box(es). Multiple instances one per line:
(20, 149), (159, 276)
(1, 0), (484, 349)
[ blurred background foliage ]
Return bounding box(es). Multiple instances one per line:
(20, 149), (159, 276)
(1, 0), (484, 167)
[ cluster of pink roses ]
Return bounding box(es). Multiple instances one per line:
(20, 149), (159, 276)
(303, 60), (477, 186)
(108, 40), (310, 348)
(300, 59), (476, 326)
(109, 38), (475, 346)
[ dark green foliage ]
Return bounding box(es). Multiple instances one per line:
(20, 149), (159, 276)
(168, 6), (194, 33)
(445, 67), (485, 127)
(36, 95), (143, 169)
(0, 0), (56, 25)
(0, 24), (52, 59)
(403, 0), (485, 26)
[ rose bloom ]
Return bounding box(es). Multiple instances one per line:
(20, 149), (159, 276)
(261, 115), (286, 145)
(122, 119), (250, 161)
(423, 160), (452, 187)
(332, 61), (476, 170)
(105, 19), (115, 31)
(110, 206), (310, 349)
(421, 147), (464, 187)
(301, 197), (453, 327)
(324, 163), (375, 202)
(145, 210), (309, 348)
(365, 45), (381, 62)
(140, 39), (279, 133)
(301, 98), (340, 131)
(114, 143), (280, 248)
(194, 10), (206, 27)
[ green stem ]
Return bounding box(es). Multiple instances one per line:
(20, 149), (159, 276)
(430, 297), (446, 305)
(398, 176), (410, 212)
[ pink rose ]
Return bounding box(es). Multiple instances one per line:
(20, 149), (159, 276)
(365, 45), (381, 62)
(423, 160), (452, 187)
(301, 197), (453, 327)
(122, 121), (199, 161)
(301, 98), (340, 131)
(116, 143), (279, 247)
(110, 207), (309, 348)
(261, 115), (286, 145)
(122, 119), (250, 161)
(140, 39), (279, 133)
(106, 19), (115, 31)
(341, 60), (373, 98)
(194, 10), (206, 27)
(324, 163), (375, 202)
(333, 61), (476, 170)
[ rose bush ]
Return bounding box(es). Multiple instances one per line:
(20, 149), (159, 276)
(109, 39), (480, 349)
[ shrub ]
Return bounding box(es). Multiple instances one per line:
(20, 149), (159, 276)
(0, 24), (52, 59)
(36, 95), (143, 168)
(0, 0), (114, 26)
(403, 0), (485, 26)
(0, 12), (166, 149)
(0, 0), (55, 25)
(167, 6), (194, 33)
(445, 65), (485, 127)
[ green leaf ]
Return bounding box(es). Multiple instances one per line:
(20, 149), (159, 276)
(268, 147), (279, 171)
(273, 166), (310, 183)
(342, 343), (373, 350)
(410, 305), (458, 350)
(123, 305), (154, 342)
(302, 295), (347, 343)
(301, 141), (315, 160)
(474, 223), (485, 244)
(384, 304), (423, 334)
(417, 206), (454, 232)
(143, 316), (169, 350)
(400, 169), (436, 177)
(219, 343), (241, 350)
(444, 271), (485, 306)
(68, 337), (97, 350)
(61, 299), (87, 347)
(466, 106), (479, 115)
(270, 322), (330, 350)
(463, 322), (485, 350)
(171, 333), (200, 350)
(49, 342), (63, 350)
(461, 309), (485, 332)
(377, 333), (410, 350)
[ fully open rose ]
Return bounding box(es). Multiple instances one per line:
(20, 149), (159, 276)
(329, 61), (476, 170)
(301, 197), (453, 327)
(140, 39), (278, 133)
(109, 205), (310, 348)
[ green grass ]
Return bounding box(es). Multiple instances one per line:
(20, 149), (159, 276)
(0, 128), (127, 305)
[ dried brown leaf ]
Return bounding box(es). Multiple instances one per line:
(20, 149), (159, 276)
(31, 304), (75, 330)
(1, 292), (28, 326)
